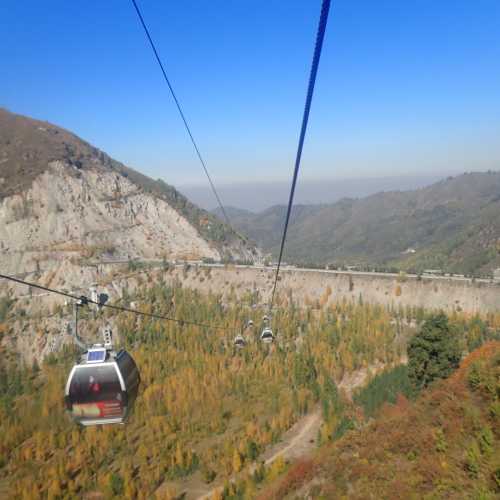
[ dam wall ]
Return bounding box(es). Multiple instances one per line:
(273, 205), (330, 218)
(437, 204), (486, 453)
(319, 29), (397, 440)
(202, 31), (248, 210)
(165, 265), (500, 314)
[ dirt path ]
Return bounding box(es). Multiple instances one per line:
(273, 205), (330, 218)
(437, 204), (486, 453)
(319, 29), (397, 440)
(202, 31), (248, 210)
(338, 356), (408, 399)
(157, 359), (407, 500)
(196, 409), (322, 500)
(262, 409), (322, 466)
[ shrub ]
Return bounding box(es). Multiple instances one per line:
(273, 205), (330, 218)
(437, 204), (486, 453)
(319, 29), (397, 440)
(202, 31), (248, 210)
(477, 426), (493, 456)
(0, 296), (14, 322)
(407, 313), (461, 391)
(333, 416), (356, 440)
(271, 459), (315, 499)
(468, 362), (482, 389)
(353, 364), (414, 417)
(435, 428), (447, 453)
(109, 472), (124, 496)
(201, 467), (216, 484)
(465, 442), (481, 477)
(493, 468), (500, 491)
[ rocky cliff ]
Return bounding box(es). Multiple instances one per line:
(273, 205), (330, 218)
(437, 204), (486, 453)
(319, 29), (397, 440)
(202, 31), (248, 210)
(0, 108), (256, 290)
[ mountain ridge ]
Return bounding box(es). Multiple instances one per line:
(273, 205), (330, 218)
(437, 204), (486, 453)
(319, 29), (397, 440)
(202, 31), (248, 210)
(214, 171), (500, 274)
(0, 108), (253, 253)
(0, 108), (256, 287)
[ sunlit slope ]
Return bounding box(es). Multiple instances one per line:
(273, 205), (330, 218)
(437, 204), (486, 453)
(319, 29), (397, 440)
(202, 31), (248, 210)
(2, 275), (500, 497)
(262, 341), (500, 499)
(0, 281), (417, 499)
(0, 108), (254, 261)
(218, 171), (500, 274)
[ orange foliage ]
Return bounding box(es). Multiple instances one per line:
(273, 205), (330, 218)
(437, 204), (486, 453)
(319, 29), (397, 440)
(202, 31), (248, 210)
(261, 342), (500, 499)
(258, 459), (316, 500)
(453, 340), (500, 375)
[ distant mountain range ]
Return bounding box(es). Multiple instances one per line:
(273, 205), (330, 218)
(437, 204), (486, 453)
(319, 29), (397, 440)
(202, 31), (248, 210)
(214, 171), (500, 275)
(179, 174), (453, 212)
(3, 108), (499, 278)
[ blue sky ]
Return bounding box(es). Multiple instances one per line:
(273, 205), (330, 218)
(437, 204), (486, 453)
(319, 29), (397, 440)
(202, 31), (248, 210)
(2, 0), (500, 187)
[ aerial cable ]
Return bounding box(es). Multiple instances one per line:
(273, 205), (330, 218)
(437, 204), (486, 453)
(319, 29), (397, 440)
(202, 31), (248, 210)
(0, 273), (227, 331)
(269, 0), (331, 310)
(130, 0), (232, 229)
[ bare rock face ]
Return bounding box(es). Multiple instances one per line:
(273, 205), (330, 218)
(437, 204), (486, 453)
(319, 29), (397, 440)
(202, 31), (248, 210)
(0, 109), (259, 364)
(0, 108), (258, 293)
(0, 161), (220, 282)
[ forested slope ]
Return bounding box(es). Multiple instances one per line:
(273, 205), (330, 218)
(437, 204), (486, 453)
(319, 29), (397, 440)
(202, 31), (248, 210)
(218, 171), (500, 274)
(1, 274), (499, 498)
(262, 342), (500, 499)
(0, 278), (412, 498)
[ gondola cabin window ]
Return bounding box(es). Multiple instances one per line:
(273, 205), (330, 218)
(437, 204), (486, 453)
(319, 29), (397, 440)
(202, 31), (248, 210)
(68, 365), (124, 420)
(116, 351), (139, 389)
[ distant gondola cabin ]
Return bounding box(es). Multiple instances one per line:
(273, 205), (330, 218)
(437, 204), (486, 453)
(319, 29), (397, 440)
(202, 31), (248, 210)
(261, 327), (274, 343)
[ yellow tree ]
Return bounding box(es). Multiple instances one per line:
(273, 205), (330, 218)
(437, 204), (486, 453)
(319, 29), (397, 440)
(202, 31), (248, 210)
(47, 478), (62, 500)
(232, 448), (243, 473)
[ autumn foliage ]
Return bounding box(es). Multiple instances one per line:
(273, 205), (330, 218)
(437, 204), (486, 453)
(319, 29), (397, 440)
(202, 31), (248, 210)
(0, 280), (413, 498)
(262, 341), (500, 499)
(1, 277), (499, 498)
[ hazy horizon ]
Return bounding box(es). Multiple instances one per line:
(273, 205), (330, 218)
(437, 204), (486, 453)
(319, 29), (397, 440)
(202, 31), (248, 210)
(178, 171), (468, 212)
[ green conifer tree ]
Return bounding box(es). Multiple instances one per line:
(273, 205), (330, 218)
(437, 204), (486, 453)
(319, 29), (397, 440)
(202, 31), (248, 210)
(407, 313), (461, 391)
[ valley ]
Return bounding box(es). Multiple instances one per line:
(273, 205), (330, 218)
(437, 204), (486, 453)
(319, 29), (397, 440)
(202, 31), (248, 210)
(3, 0), (500, 494)
(1, 273), (499, 499)
(1, 107), (499, 499)
(0, 280), (413, 498)
(3, 261), (499, 368)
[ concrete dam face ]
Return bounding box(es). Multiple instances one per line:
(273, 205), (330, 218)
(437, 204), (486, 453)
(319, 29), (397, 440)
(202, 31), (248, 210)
(164, 266), (500, 315)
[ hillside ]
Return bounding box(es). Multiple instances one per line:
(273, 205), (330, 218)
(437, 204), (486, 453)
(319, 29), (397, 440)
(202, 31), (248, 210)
(2, 274), (498, 499)
(216, 172), (500, 274)
(0, 108), (256, 284)
(262, 341), (500, 499)
(0, 279), (417, 499)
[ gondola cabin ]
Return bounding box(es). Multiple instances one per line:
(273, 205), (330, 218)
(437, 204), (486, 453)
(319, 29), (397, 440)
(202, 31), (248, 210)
(64, 346), (140, 426)
(234, 334), (246, 349)
(260, 327), (274, 343)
